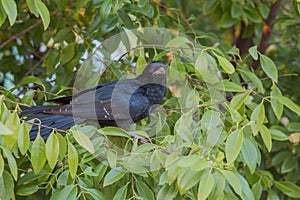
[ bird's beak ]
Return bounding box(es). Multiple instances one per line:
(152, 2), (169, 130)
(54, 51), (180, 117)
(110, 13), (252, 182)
(152, 67), (165, 75)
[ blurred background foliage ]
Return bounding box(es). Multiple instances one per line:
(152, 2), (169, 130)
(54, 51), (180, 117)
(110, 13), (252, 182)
(0, 0), (300, 199)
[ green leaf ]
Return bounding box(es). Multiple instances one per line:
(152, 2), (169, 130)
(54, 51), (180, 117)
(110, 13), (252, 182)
(17, 183), (39, 196)
(122, 160), (148, 175)
(220, 12), (235, 28)
(240, 70), (265, 93)
(20, 76), (45, 91)
(1, 0), (17, 25)
(175, 110), (193, 143)
(271, 95), (300, 115)
(270, 86), (283, 119)
(177, 155), (198, 167)
(157, 184), (177, 200)
(53, 27), (73, 43)
(75, 0), (89, 9)
(260, 54), (278, 83)
(228, 106), (242, 123)
(18, 123), (30, 155)
(0, 153), (3, 176)
(269, 129), (288, 141)
(281, 157), (296, 173)
(222, 80), (244, 92)
(241, 138), (258, 174)
(46, 133), (59, 169)
(209, 172), (225, 199)
(36, 0), (50, 30)
(203, 0), (218, 14)
(26, 0), (39, 17)
(274, 181), (300, 198)
(0, 170), (15, 200)
(250, 103), (265, 136)
(71, 129), (95, 154)
(230, 90), (251, 110)
(267, 189), (280, 200)
(59, 43), (76, 65)
(251, 103), (265, 125)
(258, 3), (270, 19)
(287, 123), (300, 132)
(166, 36), (194, 48)
(136, 180), (155, 200)
(68, 141), (78, 179)
(259, 125), (272, 152)
(191, 159), (211, 171)
(94, 163), (108, 185)
(56, 185), (77, 200)
(0, 121), (13, 135)
(197, 171), (214, 200)
(252, 180), (263, 200)
(2, 148), (18, 180)
(249, 46), (258, 60)
(103, 167), (126, 187)
(0, 2), (7, 27)
(107, 150), (117, 168)
(113, 184), (128, 200)
(177, 169), (202, 194)
(100, 127), (131, 138)
(195, 52), (208, 77)
(225, 129), (243, 164)
(54, 0), (68, 10)
(84, 188), (105, 200)
(221, 170), (242, 196)
(2, 111), (19, 150)
(244, 8), (262, 23)
(57, 133), (67, 161)
(31, 135), (46, 174)
(231, 3), (242, 18)
(216, 55), (235, 74)
(136, 56), (147, 76)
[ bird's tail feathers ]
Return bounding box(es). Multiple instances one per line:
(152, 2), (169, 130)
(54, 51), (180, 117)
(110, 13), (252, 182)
(20, 105), (56, 115)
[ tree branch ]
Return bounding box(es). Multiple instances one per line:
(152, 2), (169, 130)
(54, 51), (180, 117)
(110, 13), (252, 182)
(0, 10), (59, 50)
(252, 0), (281, 69)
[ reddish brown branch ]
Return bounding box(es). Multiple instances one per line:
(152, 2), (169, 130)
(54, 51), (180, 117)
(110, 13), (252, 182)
(252, 0), (281, 69)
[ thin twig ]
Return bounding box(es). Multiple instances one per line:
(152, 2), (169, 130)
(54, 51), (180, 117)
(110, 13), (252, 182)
(24, 52), (48, 77)
(0, 10), (59, 49)
(22, 120), (67, 133)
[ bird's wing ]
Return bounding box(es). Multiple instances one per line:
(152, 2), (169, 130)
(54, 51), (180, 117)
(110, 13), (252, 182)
(48, 80), (118, 104)
(43, 84), (115, 120)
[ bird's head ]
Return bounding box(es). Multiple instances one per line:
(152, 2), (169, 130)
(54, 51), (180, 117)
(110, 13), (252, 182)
(138, 61), (166, 84)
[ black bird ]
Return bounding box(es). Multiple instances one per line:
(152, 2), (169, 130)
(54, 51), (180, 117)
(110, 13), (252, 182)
(21, 61), (166, 140)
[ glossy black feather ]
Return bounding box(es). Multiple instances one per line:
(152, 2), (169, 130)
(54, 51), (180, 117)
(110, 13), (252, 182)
(21, 61), (166, 140)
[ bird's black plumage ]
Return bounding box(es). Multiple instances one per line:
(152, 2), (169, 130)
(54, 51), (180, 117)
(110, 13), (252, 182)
(21, 61), (166, 140)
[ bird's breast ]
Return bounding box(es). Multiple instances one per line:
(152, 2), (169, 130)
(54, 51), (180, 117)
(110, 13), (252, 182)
(145, 84), (166, 105)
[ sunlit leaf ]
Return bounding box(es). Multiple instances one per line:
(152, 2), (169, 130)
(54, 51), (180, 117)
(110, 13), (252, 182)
(68, 141), (78, 179)
(260, 54), (278, 83)
(259, 125), (272, 152)
(225, 129), (243, 164)
(197, 171), (214, 200)
(216, 55), (235, 74)
(31, 135), (46, 174)
(103, 167), (126, 187)
(36, 0), (50, 30)
(46, 133), (59, 169)
(2, 148), (18, 180)
(2, 0), (17, 25)
(71, 129), (95, 154)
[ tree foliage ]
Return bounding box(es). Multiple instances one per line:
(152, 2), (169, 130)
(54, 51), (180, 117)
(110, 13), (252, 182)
(0, 0), (300, 199)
